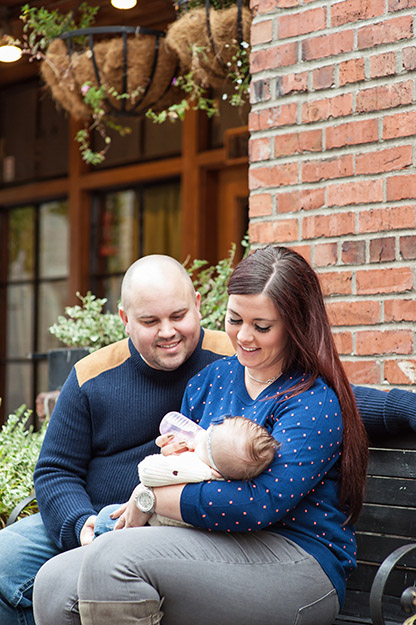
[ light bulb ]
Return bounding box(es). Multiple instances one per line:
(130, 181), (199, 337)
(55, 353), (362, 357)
(111, 0), (137, 9)
(0, 44), (22, 63)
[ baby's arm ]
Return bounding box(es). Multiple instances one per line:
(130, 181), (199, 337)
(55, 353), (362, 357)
(138, 452), (215, 487)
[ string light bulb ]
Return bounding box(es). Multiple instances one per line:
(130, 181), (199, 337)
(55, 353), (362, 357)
(0, 41), (22, 63)
(111, 0), (137, 9)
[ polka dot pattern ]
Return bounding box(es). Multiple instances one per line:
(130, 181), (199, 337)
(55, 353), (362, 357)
(180, 356), (357, 586)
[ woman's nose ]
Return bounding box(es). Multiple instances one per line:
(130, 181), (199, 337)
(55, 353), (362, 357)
(237, 324), (253, 343)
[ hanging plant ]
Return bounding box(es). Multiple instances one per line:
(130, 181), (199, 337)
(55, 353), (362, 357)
(15, 4), (184, 165)
(147, 0), (251, 123)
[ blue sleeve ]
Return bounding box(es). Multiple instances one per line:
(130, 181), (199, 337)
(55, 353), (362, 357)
(34, 368), (97, 550)
(180, 385), (343, 531)
(353, 384), (416, 437)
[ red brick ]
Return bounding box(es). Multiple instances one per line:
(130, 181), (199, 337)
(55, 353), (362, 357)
(383, 111), (416, 139)
(250, 79), (271, 104)
(277, 187), (326, 213)
(358, 16), (413, 49)
(387, 175), (416, 200)
(328, 179), (383, 207)
(314, 243), (338, 267)
(384, 299), (416, 322)
(302, 30), (354, 62)
(327, 300), (380, 326)
(249, 193), (273, 217)
(333, 331), (353, 355)
(290, 244), (312, 264)
(326, 119), (379, 149)
(319, 271), (353, 296)
(278, 7), (326, 38)
(331, 0), (385, 27)
(356, 267), (413, 294)
(370, 51), (396, 78)
(274, 129), (322, 157)
(355, 145), (412, 175)
(249, 218), (299, 243)
(338, 58), (365, 86)
(250, 0), (300, 15)
(356, 330), (414, 355)
(389, 0), (416, 10)
(341, 360), (381, 384)
(369, 237), (396, 262)
(384, 359), (416, 385)
(402, 46), (416, 71)
(385, 299), (416, 322)
(278, 72), (308, 95)
(249, 162), (299, 190)
(303, 212), (355, 239)
(249, 137), (271, 162)
(250, 19), (273, 46)
(302, 154), (354, 183)
(302, 94), (353, 123)
(341, 240), (366, 265)
(250, 42), (298, 73)
(312, 65), (335, 90)
(400, 235), (416, 259)
(356, 80), (413, 113)
(251, 103), (298, 131)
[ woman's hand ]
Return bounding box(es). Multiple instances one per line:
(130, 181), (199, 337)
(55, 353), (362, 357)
(156, 433), (191, 456)
(112, 485), (151, 529)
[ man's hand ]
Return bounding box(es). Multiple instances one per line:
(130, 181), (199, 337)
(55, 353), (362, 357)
(80, 515), (97, 546)
(113, 484), (151, 529)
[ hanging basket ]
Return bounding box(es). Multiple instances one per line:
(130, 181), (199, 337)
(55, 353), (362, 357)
(40, 26), (183, 121)
(165, 0), (251, 90)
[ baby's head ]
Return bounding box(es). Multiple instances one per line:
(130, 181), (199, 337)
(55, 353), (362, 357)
(195, 416), (277, 480)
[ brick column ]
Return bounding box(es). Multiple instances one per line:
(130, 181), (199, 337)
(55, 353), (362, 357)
(248, 0), (416, 387)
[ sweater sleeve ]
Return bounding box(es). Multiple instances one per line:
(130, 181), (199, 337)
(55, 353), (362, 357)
(34, 368), (98, 550)
(352, 385), (416, 437)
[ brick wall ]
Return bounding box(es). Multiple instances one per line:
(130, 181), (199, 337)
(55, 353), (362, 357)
(248, 0), (416, 388)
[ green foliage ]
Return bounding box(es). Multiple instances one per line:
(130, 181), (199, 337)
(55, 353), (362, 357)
(19, 2), (99, 59)
(187, 236), (249, 330)
(49, 292), (127, 351)
(0, 405), (46, 528)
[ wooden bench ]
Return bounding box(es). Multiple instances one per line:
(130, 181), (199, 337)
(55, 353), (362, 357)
(7, 433), (416, 624)
(334, 432), (416, 625)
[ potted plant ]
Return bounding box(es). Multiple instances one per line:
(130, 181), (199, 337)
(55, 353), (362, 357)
(147, 0), (251, 122)
(15, 3), (184, 164)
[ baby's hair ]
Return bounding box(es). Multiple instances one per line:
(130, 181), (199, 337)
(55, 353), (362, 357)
(213, 416), (278, 480)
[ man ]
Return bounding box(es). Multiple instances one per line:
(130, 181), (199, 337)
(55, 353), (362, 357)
(0, 255), (234, 625)
(1, 254), (415, 625)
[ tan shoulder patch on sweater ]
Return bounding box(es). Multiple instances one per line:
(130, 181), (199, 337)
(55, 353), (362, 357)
(75, 339), (131, 387)
(201, 329), (234, 357)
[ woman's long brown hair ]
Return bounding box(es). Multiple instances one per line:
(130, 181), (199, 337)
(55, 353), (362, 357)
(227, 245), (368, 524)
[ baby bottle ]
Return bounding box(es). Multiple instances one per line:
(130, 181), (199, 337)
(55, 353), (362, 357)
(159, 411), (204, 443)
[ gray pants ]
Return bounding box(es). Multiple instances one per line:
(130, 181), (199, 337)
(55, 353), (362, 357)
(33, 526), (339, 625)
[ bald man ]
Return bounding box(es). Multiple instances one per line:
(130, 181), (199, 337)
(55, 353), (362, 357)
(0, 255), (234, 625)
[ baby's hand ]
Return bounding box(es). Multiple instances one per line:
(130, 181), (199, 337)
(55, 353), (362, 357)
(156, 433), (191, 456)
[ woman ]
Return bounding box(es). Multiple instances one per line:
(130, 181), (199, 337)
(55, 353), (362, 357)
(33, 246), (369, 625)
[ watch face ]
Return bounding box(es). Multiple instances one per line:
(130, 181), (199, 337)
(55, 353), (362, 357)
(136, 488), (154, 513)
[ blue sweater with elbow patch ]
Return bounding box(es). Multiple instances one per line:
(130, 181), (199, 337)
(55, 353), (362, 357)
(34, 329), (234, 551)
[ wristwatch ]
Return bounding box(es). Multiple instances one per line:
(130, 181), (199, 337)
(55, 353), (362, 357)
(135, 484), (155, 514)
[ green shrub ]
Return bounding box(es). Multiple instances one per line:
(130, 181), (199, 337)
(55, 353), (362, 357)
(0, 405), (46, 527)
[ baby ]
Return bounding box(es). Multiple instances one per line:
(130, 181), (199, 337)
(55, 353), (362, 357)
(138, 415), (278, 527)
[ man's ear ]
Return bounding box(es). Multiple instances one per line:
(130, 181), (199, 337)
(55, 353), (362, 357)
(119, 308), (129, 333)
(195, 292), (202, 320)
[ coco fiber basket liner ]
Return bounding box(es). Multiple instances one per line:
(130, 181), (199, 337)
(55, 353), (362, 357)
(165, 5), (251, 89)
(40, 26), (183, 121)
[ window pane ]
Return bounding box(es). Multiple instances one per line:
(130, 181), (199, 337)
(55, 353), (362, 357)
(6, 284), (34, 359)
(8, 207), (35, 281)
(5, 362), (32, 417)
(39, 200), (69, 279)
(142, 181), (181, 259)
(38, 281), (69, 353)
(95, 190), (139, 275)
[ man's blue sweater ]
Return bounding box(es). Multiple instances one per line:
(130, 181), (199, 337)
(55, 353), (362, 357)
(34, 330), (234, 551)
